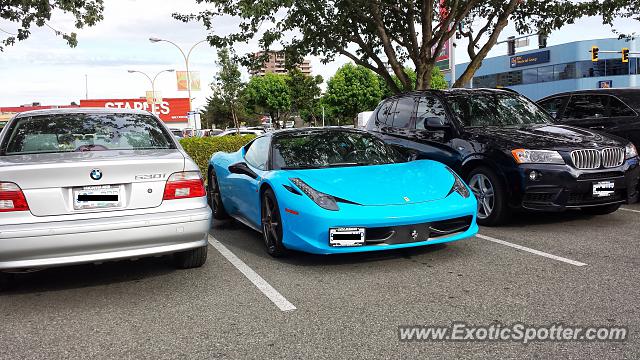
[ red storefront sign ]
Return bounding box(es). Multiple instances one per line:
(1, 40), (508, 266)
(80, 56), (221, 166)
(79, 98), (190, 123)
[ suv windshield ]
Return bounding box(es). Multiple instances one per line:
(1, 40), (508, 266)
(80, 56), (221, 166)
(448, 93), (551, 127)
(272, 130), (403, 170)
(2, 113), (175, 155)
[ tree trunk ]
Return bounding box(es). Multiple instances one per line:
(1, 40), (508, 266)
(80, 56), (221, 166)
(415, 63), (435, 90)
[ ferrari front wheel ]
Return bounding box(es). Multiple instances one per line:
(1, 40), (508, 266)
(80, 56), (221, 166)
(261, 188), (288, 257)
(209, 168), (229, 220)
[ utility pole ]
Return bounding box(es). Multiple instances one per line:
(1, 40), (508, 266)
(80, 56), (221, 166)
(85, 74), (88, 100)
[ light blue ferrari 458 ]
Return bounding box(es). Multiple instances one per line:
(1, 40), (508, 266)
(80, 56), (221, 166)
(208, 128), (478, 256)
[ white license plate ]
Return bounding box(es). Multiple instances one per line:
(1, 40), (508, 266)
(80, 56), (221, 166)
(329, 227), (366, 247)
(73, 185), (121, 210)
(593, 181), (615, 198)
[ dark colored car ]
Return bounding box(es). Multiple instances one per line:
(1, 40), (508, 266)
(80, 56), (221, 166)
(538, 89), (640, 152)
(366, 88), (640, 226)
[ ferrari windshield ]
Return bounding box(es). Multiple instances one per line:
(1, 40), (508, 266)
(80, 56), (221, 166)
(2, 113), (175, 155)
(272, 130), (402, 170)
(448, 93), (551, 127)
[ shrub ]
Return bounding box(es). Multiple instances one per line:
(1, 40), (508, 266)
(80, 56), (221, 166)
(180, 135), (256, 177)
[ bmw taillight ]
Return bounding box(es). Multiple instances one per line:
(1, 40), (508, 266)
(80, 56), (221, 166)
(0, 182), (29, 212)
(163, 172), (206, 200)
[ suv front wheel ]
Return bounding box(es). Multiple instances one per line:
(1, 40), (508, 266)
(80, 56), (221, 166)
(467, 167), (509, 226)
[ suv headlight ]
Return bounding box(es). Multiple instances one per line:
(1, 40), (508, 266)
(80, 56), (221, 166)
(445, 167), (470, 199)
(625, 143), (638, 159)
(289, 178), (339, 211)
(511, 149), (565, 164)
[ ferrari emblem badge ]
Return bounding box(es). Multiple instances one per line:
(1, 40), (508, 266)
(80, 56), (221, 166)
(403, 196), (410, 202)
(410, 230), (419, 241)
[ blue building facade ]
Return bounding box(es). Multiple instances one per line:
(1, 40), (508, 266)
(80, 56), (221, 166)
(449, 38), (640, 100)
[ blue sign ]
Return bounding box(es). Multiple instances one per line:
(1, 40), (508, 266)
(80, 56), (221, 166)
(510, 50), (551, 68)
(598, 80), (613, 89)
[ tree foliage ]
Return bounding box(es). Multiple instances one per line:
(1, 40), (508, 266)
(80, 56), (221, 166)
(285, 68), (323, 126)
(212, 47), (245, 131)
(1, 0), (104, 51)
(323, 64), (384, 125)
(174, 0), (623, 93)
(243, 73), (292, 126)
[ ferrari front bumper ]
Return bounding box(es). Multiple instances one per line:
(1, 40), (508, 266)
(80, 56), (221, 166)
(279, 193), (478, 254)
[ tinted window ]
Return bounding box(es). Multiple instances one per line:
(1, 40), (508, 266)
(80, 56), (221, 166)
(377, 100), (396, 125)
(564, 95), (608, 119)
(244, 136), (270, 170)
(609, 96), (636, 117)
(415, 96), (448, 130)
(271, 131), (402, 170)
(538, 97), (567, 117)
(2, 113), (174, 155)
(448, 93), (550, 127)
(391, 97), (415, 128)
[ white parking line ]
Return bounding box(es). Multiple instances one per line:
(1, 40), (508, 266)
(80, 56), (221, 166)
(620, 207), (640, 214)
(208, 234), (297, 312)
(476, 234), (587, 267)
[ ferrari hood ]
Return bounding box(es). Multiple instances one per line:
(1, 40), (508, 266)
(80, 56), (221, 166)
(285, 160), (455, 206)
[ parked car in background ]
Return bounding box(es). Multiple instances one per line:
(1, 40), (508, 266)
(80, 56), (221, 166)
(538, 89), (640, 152)
(216, 128), (265, 137)
(0, 121), (7, 131)
(367, 89), (640, 225)
(169, 128), (183, 140)
(0, 108), (211, 284)
(208, 128), (477, 256)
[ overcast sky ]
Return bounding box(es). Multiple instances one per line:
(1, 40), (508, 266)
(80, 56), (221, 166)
(0, 0), (636, 109)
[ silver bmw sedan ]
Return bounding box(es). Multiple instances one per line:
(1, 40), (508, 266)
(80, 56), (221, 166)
(0, 108), (211, 281)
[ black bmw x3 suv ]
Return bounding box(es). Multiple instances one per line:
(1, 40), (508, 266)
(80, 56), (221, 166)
(367, 88), (640, 226)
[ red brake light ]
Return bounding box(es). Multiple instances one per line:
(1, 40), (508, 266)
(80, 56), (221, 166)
(163, 172), (206, 200)
(0, 182), (29, 212)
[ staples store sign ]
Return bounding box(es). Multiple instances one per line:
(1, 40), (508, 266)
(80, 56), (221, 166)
(79, 98), (190, 123)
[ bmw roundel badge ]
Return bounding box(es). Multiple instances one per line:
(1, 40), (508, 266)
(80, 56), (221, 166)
(90, 169), (103, 181)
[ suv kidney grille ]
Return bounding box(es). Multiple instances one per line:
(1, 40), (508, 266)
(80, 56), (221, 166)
(601, 148), (624, 168)
(571, 149), (600, 169)
(570, 148), (624, 169)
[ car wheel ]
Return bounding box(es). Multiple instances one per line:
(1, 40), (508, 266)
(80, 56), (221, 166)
(581, 203), (621, 215)
(173, 246), (208, 269)
(467, 167), (509, 226)
(0, 273), (15, 291)
(209, 168), (230, 220)
(261, 188), (288, 257)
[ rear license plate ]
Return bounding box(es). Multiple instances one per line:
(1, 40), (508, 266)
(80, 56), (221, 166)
(593, 180), (615, 198)
(73, 185), (121, 210)
(329, 227), (366, 247)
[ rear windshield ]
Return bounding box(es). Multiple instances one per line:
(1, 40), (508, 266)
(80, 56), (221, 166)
(271, 130), (403, 170)
(1, 113), (175, 155)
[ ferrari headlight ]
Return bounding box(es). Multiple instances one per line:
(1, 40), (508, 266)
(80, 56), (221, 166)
(511, 149), (565, 164)
(289, 178), (339, 211)
(445, 167), (470, 199)
(625, 143), (638, 159)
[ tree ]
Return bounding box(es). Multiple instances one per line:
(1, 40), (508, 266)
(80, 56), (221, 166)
(213, 47), (244, 132)
(380, 66), (447, 97)
(174, 1), (617, 93)
(243, 73), (291, 128)
(323, 64), (384, 125)
(286, 69), (323, 126)
(1, 0), (104, 52)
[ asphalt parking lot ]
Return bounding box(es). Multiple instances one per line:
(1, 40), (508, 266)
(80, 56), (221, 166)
(2, 204), (639, 359)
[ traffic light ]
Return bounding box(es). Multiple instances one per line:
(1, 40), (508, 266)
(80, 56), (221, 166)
(507, 36), (516, 56)
(591, 46), (599, 62)
(538, 34), (548, 49)
(622, 48), (629, 63)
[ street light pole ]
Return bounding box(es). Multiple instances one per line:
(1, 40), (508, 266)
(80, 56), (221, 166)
(127, 69), (175, 113)
(149, 37), (208, 115)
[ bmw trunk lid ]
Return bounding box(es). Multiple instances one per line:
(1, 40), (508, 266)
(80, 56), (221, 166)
(0, 150), (185, 216)
(288, 160), (455, 206)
